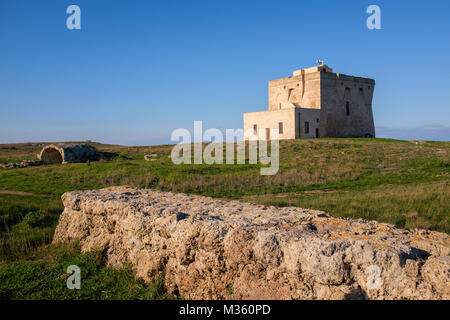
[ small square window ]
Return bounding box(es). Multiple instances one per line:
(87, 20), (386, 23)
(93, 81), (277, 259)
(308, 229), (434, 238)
(279, 122), (283, 134)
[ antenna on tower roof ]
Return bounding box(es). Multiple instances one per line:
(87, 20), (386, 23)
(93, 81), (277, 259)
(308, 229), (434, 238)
(316, 59), (325, 66)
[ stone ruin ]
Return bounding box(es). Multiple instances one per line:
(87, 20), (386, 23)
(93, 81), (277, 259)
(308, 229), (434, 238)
(38, 144), (101, 164)
(0, 144), (103, 169)
(0, 159), (42, 169)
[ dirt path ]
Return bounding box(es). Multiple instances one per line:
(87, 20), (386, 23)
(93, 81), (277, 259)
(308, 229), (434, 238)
(240, 190), (348, 202)
(0, 190), (36, 196)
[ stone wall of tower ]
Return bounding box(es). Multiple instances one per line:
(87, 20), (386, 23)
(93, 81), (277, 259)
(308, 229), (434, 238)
(295, 108), (321, 139)
(243, 108), (296, 140)
(320, 72), (375, 138)
(268, 72), (321, 111)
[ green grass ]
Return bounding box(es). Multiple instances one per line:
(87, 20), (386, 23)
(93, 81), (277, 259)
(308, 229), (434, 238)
(0, 194), (62, 261)
(0, 243), (170, 300)
(0, 138), (448, 299)
(242, 181), (449, 231)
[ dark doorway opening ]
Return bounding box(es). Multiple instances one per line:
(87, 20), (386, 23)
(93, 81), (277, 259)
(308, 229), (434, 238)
(40, 148), (63, 164)
(265, 128), (270, 140)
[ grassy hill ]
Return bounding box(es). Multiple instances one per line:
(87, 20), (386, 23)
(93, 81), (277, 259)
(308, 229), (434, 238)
(0, 138), (449, 299)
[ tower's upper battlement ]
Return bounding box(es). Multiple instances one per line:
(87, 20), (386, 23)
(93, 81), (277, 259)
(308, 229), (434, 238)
(268, 65), (375, 111)
(292, 64), (333, 76)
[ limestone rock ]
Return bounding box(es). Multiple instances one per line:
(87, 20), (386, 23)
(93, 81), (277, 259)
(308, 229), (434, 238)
(53, 186), (450, 300)
(144, 154), (158, 161)
(0, 160), (42, 169)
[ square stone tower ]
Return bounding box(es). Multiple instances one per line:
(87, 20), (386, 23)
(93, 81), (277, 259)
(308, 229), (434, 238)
(244, 65), (375, 139)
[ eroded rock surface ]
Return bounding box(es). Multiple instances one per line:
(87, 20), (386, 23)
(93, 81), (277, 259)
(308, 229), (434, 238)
(0, 160), (42, 169)
(53, 186), (450, 300)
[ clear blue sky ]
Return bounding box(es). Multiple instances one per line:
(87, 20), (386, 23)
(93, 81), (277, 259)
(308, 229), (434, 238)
(1, 0), (449, 145)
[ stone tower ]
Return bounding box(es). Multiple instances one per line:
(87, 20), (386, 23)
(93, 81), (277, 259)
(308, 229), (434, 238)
(244, 65), (376, 139)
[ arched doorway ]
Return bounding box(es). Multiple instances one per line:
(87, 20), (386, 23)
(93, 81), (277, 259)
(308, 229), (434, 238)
(40, 147), (63, 164)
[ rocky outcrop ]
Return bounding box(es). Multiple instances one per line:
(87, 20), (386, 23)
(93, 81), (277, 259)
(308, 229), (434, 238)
(0, 160), (42, 169)
(38, 144), (101, 164)
(144, 154), (158, 161)
(53, 186), (450, 300)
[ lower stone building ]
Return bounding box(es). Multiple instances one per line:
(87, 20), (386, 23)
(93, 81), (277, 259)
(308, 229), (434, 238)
(243, 64), (375, 140)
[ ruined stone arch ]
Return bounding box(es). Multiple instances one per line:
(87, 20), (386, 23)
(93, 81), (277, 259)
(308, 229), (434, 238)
(38, 144), (101, 164)
(39, 145), (64, 164)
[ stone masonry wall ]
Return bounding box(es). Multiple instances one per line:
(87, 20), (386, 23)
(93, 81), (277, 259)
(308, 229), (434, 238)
(320, 73), (375, 138)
